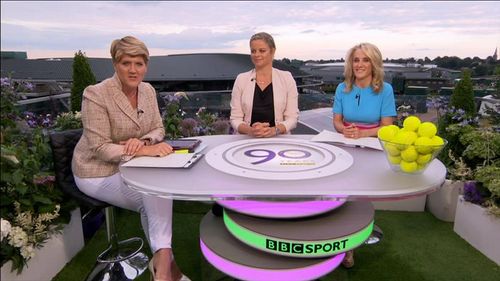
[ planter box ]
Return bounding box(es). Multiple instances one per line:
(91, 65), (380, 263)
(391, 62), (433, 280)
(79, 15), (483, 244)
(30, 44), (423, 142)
(454, 195), (500, 265)
(372, 194), (427, 212)
(426, 180), (463, 222)
(1, 208), (85, 281)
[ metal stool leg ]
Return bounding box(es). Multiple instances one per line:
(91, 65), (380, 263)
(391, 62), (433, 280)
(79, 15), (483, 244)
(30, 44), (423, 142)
(85, 207), (149, 281)
(365, 224), (384, 245)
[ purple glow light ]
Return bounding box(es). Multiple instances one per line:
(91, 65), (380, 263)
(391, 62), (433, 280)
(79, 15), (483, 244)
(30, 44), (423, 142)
(216, 200), (346, 218)
(200, 239), (344, 281)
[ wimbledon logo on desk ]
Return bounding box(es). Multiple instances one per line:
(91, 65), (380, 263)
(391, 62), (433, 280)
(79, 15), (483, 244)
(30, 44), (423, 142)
(205, 139), (354, 180)
(244, 148), (314, 166)
(223, 210), (374, 258)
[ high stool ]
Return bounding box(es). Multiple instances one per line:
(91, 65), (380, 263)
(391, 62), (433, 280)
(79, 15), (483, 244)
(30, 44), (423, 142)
(50, 129), (148, 281)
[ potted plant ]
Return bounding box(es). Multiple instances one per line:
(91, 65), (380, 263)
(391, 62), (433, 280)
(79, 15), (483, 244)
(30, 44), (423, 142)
(448, 124), (500, 265)
(1, 77), (81, 278)
(426, 69), (481, 221)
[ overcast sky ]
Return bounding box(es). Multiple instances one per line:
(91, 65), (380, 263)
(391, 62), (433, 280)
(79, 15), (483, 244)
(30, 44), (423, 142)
(1, 1), (499, 60)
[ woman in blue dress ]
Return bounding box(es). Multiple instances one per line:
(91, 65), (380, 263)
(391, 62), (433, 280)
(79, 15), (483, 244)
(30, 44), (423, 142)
(333, 43), (396, 139)
(332, 43), (397, 268)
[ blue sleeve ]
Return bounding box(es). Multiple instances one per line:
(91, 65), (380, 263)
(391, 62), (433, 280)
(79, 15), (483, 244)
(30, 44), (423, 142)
(381, 83), (397, 117)
(333, 83), (344, 114)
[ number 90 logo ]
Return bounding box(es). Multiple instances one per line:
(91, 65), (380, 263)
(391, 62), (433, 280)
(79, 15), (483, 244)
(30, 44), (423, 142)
(244, 149), (312, 165)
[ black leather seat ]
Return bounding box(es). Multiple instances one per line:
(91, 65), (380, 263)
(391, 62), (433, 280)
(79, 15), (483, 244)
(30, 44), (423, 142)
(50, 128), (148, 281)
(50, 129), (109, 209)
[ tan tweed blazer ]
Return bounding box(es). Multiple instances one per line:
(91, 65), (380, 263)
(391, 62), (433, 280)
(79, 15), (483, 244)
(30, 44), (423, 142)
(229, 67), (299, 133)
(72, 74), (164, 178)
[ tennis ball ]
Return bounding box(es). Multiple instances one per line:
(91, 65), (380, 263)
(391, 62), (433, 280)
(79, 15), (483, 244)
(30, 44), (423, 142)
(378, 126), (397, 141)
(416, 153), (432, 165)
(403, 116), (421, 132)
(401, 146), (418, 162)
(430, 135), (445, 151)
(417, 163), (426, 171)
(387, 125), (400, 135)
(400, 160), (418, 173)
(384, 143), (401, 156)
(414, 137), (433, 154)
(388, 155), (402, 164)
(418, 122), (437, 138)
(393, 131), (416, 150)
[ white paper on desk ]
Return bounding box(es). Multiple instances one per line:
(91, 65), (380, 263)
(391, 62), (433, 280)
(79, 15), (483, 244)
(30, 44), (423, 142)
(122, 153), (199, 168)
(310, 130), (382, 150)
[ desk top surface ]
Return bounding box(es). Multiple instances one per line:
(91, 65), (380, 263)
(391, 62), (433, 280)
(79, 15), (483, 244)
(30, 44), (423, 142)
(120, 134), (446, 201)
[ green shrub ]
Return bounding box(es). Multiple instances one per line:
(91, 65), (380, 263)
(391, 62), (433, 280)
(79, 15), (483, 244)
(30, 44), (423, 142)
(71, 51), (96, 112)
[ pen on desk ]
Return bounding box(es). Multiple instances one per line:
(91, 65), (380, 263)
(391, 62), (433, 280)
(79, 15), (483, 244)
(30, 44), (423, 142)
(175, 149), (189, 154)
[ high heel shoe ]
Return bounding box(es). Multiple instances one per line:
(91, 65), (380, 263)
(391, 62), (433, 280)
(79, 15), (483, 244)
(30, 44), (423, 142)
(341, 250), (355, 268)
(149, 257), (192, 281)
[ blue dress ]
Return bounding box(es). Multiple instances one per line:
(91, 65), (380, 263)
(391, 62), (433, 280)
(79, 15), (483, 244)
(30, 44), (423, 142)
(332, 82), (396, 126)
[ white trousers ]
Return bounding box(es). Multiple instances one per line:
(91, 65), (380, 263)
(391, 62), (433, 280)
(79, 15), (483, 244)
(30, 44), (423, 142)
(74, 173), (172, 253)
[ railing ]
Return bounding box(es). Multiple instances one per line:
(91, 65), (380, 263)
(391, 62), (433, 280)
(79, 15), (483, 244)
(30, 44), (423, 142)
(16, 90), (494, 121)
(15, 92), (71, 116)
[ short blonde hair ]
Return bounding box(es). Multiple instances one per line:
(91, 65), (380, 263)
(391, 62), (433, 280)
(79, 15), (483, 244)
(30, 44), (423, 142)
(343, 42), (384, 93)
(250, 32), (276, 50)
(110, 36), (149, 64)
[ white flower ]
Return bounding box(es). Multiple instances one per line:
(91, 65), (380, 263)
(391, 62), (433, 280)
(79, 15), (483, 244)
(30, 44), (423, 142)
(8, 226), (28, 248)
(2, 154), (19, 164)
(174, 91), (188, 99)
(1, 218), (12, 240)
(20, 244), (35, 259)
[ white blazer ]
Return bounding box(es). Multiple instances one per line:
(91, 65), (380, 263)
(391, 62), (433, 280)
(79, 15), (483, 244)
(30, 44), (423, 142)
(229, 68), (299, 133)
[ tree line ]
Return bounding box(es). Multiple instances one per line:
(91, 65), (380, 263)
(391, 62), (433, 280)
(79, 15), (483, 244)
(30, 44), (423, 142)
(282, 54), (500, 77)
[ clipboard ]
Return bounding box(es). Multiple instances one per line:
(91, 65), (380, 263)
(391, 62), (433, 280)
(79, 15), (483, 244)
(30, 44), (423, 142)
(122, 153), (204, 169)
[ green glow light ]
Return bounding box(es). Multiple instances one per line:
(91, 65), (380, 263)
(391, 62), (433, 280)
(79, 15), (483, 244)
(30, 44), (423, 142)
(223, 210), (374, 258)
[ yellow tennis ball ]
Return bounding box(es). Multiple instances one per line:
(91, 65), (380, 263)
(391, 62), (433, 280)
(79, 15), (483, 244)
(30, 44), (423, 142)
(430, 135), (445, 151)
(388, 155), (402, 164)
(407, 131), (418, 144)
(401, 146), (418, 162)
(400, 160), (418, 173)
(417, 163), (427, 171)
(387, 125), (400, 135)
(384, 143), (401, 156)
(403, 116), (421, 132)
(416, 153), (432, 165)
(393, 131), (416, 150)
(414, 137), (433, 154)
(378, 126), (397, 141)
(418, 122), (437, 138)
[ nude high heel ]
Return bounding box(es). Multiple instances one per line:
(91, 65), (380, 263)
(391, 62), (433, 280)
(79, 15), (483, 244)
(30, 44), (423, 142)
(149, 256), (192, 281)
(341, 250), (355, 268)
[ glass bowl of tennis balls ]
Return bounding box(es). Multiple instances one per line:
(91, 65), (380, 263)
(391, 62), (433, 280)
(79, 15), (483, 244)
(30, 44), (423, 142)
(377, 116), (447, 174)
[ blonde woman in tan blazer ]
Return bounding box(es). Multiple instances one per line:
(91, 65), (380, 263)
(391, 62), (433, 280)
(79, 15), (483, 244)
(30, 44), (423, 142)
(230, 32), (299, 137)
(72, 36), (188, 281)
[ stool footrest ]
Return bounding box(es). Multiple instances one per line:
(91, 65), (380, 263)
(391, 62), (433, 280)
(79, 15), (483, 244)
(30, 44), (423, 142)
(97, 237), (144, 263)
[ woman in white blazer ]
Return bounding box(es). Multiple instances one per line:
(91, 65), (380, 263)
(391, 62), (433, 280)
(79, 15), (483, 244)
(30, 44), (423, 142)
(230, 32), (299, 137)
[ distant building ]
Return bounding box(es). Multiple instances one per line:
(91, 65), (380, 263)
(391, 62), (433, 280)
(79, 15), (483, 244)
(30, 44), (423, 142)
(300, 62), (459, 94)
(493, 47), (498, 61)
(1, 51), (27, 60)
(1, 53), (310, 93)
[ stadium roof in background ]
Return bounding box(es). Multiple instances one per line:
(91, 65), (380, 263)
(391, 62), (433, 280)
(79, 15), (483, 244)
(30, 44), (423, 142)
(1, 53), (308, 82)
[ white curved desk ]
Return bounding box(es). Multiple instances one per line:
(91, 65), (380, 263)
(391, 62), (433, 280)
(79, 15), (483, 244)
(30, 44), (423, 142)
(120, 134), (447, 201)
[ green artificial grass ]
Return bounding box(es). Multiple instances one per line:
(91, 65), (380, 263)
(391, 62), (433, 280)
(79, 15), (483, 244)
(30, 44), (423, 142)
(53, 203), (499, 281)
